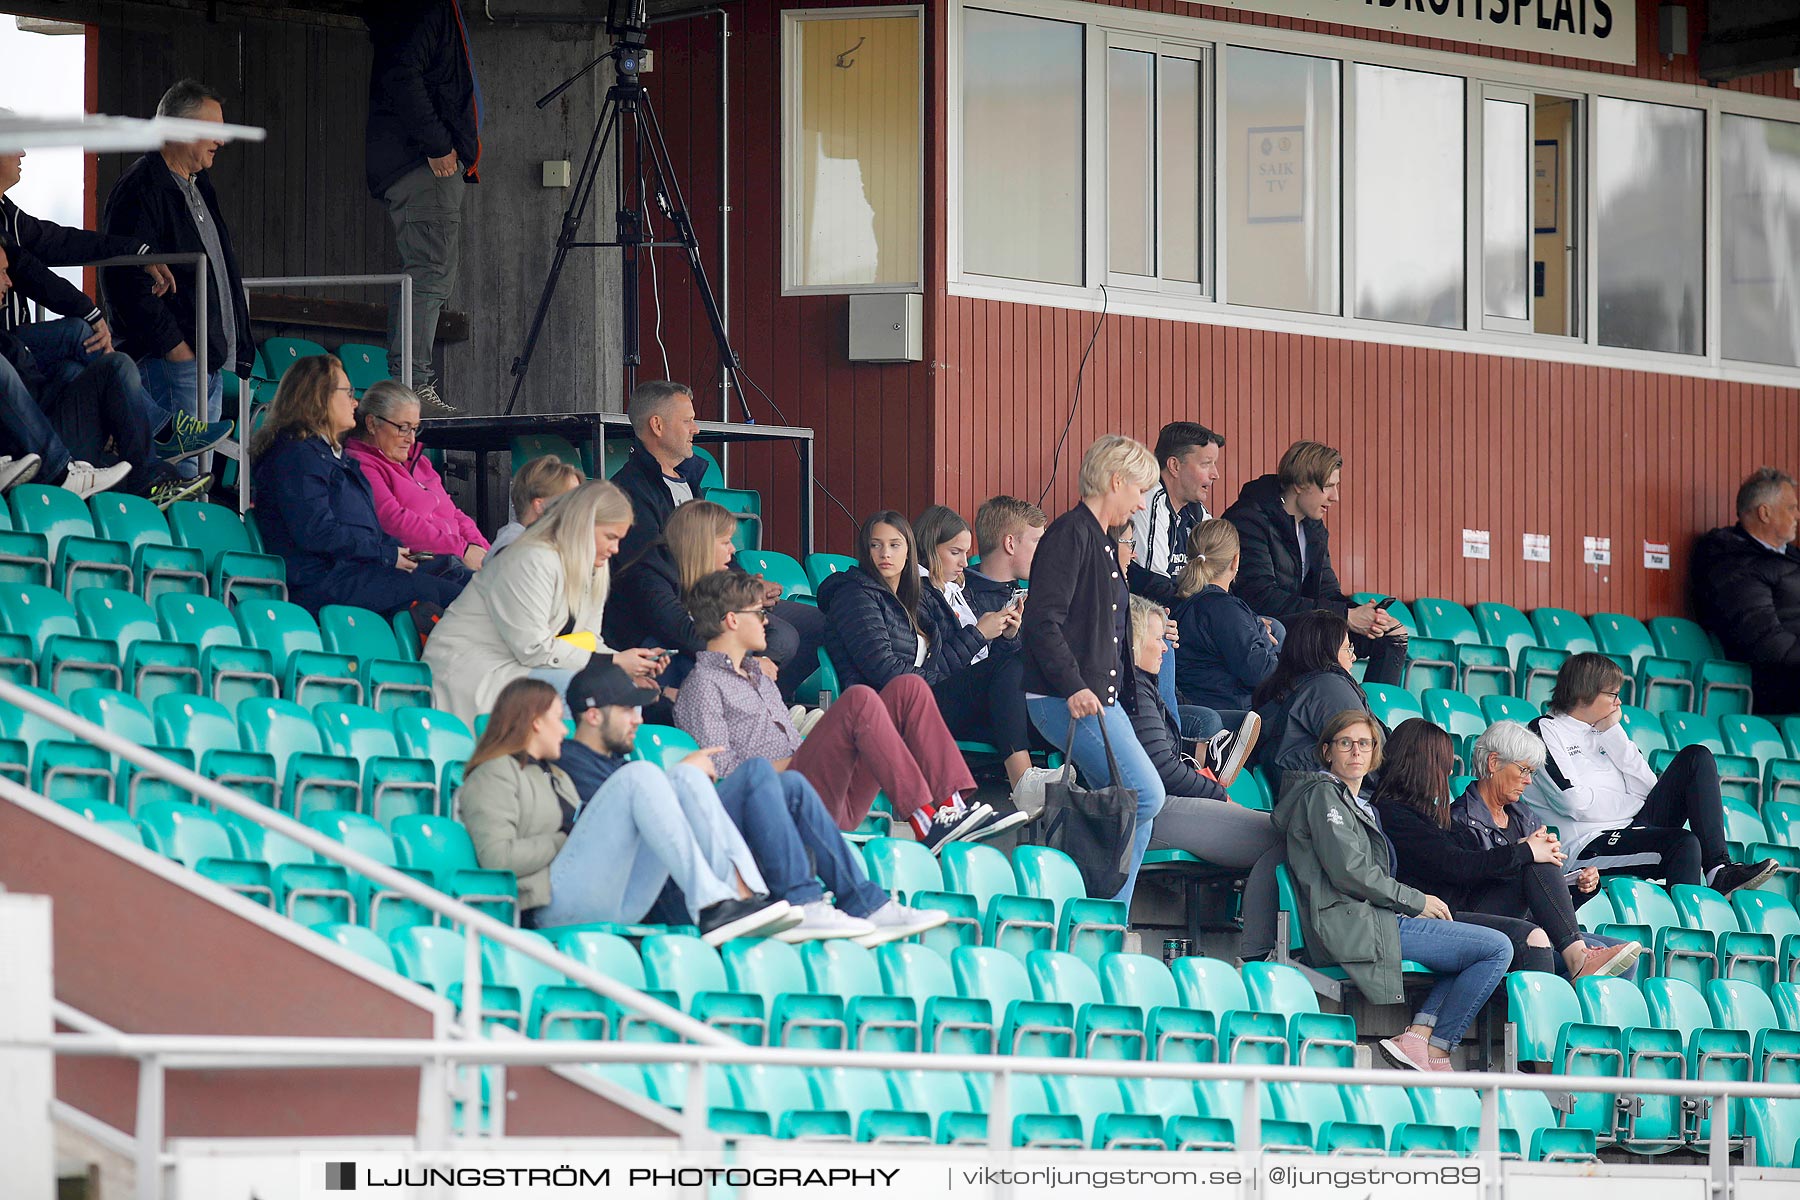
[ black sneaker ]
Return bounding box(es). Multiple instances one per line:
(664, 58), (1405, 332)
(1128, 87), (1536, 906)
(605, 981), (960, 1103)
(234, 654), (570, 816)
(1708, 859), (1780, 896)
(698, 895), (798, 946)
(966, 796), (1031, 842)
(1208, 712), (1263, 788)
(150, 473), (212, 511)
(920, 802), (993, 856)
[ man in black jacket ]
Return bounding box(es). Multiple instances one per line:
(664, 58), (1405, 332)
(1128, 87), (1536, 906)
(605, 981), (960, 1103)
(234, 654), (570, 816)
(612, 379), (824, 701)
(365, 0), (482, 415)
(1222, 439), (1409, 685)
(1691, 467), (1800, 714)
(102, 79), (253, 482)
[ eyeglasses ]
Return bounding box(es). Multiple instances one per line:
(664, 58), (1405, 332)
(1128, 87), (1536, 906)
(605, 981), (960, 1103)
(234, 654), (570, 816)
(1331, 737), (1375, 752)
(732, 609), (771, 624)
(1598, 689), (1621, 700)
(330, 384), (355, 396)
(1508, 762), (1536, 781)
(1116, 538), (1136, 548)
(373, 414), (422, 438)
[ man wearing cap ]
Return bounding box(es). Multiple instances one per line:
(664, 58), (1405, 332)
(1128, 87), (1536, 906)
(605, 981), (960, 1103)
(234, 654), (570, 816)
(560, 656), (946, 946)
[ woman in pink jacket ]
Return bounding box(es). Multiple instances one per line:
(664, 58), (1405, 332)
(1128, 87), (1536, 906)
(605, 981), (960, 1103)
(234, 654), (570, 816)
(344, 380), (488, 584)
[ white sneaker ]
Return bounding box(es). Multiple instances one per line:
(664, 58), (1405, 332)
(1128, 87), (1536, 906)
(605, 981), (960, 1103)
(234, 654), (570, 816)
(774, 899), (877, 943)
(853, 900), (951, 948)
(0, 454), (40, 493)
(789, 705), (808, 727)
(59, 460), (132, 499)
(1009, 765), (1064, 821)
(797, 708), (827, 738)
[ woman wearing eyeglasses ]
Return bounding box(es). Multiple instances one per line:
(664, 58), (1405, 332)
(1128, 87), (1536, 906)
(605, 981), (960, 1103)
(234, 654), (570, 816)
(344, 380), (489, 581)
(1273, 708), (1513, 1072)
(249, 356), (465, 617)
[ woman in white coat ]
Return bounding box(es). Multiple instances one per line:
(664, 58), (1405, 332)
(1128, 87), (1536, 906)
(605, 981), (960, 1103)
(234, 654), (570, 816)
(425, 480), (665, 724)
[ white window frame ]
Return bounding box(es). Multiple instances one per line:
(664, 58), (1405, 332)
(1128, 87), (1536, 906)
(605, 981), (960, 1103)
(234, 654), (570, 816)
(780, 5), (926, 297)
(947, 0), (1800, 388)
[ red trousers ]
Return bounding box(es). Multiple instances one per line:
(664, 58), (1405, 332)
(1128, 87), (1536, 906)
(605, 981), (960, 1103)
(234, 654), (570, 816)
(789, 675), (975, 830)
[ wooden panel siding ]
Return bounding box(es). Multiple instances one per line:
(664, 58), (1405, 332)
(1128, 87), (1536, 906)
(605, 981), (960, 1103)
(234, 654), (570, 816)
(638, 0), (1798, 620)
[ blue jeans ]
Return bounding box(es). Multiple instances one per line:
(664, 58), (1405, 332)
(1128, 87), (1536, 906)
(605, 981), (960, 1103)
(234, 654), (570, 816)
(1025, 696), (1166, 907)
(1397, 915), (1514, 1050)
(536, 762), (765, 926)
(139, 355), (223, 479)
(645, 758), (889, 923)
(0, 353), (71, 481)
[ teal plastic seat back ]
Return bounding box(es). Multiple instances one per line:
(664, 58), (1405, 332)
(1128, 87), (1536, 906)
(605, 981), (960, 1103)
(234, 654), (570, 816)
(0, 582), (78, 639)
(138, 800), (235, 866)
(237, 696), (328, 776)
(312, 921), (396, 971)
(1706, 977), (1779, 1037)
(1531, 607), (1598, 653)
(1241, 960), (1322, 1015)
(1649, 616), (1719, 667)
(319, 604), (404, 660)
(75, 588), (163, 650)
(1723, 715), (1791, 767)
(1733, 891), (1800, 940)
(1472, 602), (1538, 658)
(236, 598), (326, 661)
(1590, 612), (1659, 669)
(799, 939), (884, 997)
(1012, 845), (1092, 908)
(1643, 976), (1716, 1040)
(393, 708), (475, 767)
(1097, 952), (1179, 1009)
(861, 836), (949, 897)
(1505, 971), (1586, 1062)
(940, 840), (1021, 906)
(1364, 682), (1424, 727)
(389, 925), (467, 992)
(70, 688), (156, 748)
(804, 553), (856, 592)
(10, 483), (96, 557)
(690, 445), (725, 489)
(875, 941), (956, 1007)
(632, 724), (699, 770)
(1412, 597), (1481, 644)
(1481, 694), (1540, 725)
(1171, 955), (1250, 1012)
(153, 693), (241, 757)
(305, 809), (398, 867)
(391, 814), (482, 881)
(165, 501), (258, 569)
(483, 929), (568, 998)
(1606, 876), (1683, 930)
(1422, 688), (1485, 740)
(951, 946), (1032, 1010)
(88, 490), (174, 550)
(260, 337), (329, 378)
(551, 930), (647, 991)
(156, 592), (248, 651)
(640, 933), (730, 1009)
(720, 937), (812, 999)
(336, 343), (391, 393)
(1576, 974), (1652, 1028)
(1723, 799), (1769, 848)
(313, 702), (401, 761)
(1026, 949), (1105, 1008)
(1664, 710), (1723, 751)
(1618, 705), (1671, 757)
(737, 549), (814, 601)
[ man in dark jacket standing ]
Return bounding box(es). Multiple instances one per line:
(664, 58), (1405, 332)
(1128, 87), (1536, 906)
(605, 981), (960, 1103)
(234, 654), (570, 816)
(1222, 439), (1409, 685)
(1691, 467), (1800, 714)
(366, 0), (482, 416)
(102, 79), (254, 482)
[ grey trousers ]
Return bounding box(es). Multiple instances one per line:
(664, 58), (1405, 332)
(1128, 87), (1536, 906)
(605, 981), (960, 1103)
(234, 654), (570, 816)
(1148, 793), (1285, 959)
(381, 163), (466, 387)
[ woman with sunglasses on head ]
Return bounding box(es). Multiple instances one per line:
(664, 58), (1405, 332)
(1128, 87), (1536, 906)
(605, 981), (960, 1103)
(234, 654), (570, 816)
(345, 379), (489, 583)
(1375, 718), (1641, 981)
(1274, 709), (1514, 1072)
(250, 356), (466, 617)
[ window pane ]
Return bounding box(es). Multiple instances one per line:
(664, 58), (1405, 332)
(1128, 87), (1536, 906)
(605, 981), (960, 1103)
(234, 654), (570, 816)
(1533, 96), (1580, 337)
(1225, 47), (1339, 314)
(1483, 99), (1529, 323)
(1353, 64), (1464, 329)
(1108, 49), (1154, 277)
(1596, 97), (1704, 355)
(1722, 113), (1800, 367)
(791, 14), (922, 289)
(962, 9), (1084, 285)
(1161, 57), (1203, 285)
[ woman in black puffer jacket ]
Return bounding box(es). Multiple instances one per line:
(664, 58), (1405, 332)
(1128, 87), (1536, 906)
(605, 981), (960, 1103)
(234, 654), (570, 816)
(818, 511), (1036, 825)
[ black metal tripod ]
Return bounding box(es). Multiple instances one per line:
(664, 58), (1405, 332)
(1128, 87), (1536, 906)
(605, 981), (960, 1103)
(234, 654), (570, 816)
(505, 19), (741, 416)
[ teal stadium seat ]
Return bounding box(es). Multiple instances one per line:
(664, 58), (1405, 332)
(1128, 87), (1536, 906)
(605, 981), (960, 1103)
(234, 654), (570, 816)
(87, 492), (207, 603)
(237, 697), (361, 819)
(75, 588), (202, 705)
(318, 604), (433, 713)
(0, 582), (122, 699)
(165, 501), (287, 606)
(9, 483), (131, 597)
(391, 814), (518, 925)
(155, 592), (280, 709)
(1012, 844), (1128, 964)
(336, 342), (391, 395)
(0, 499), (51, 586)
(859, 837), (979, 955)
(237, 600), (363, 708)
(938, 841), (1055, 957)
(314, 702), (439, 825)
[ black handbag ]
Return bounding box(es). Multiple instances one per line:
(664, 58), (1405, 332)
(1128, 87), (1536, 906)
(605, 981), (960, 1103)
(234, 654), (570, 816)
(1039, 717), (1138, 899)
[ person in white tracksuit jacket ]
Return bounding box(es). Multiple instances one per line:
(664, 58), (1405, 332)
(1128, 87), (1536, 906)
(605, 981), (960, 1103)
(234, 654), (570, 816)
(1523, 653), (1776, 897)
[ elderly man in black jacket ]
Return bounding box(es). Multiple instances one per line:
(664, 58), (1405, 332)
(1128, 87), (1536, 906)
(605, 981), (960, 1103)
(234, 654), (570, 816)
(612, 379), (824, 701)
(1221, 439), (1409, 686)
(1691, 467), (1800, 714)
(102, 79), (253, 482)
(365, 0), (482, 416)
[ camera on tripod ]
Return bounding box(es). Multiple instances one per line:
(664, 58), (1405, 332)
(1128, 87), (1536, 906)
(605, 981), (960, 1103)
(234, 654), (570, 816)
(609, 0), (650, 81)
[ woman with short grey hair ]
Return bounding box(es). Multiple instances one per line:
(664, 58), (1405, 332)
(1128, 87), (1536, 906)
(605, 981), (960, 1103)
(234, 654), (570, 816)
(1469, 720), (1546, 779)
(345, 378), (489, 578)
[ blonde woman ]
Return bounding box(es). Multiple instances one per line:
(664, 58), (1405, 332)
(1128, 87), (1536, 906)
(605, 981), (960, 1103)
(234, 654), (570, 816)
(1171, 518), (1283, 711)
(424, 479), (665, 724)
(1019, 434), (1166, 906)
(250, 355), (464, 616)
(605, 499), (752, 691)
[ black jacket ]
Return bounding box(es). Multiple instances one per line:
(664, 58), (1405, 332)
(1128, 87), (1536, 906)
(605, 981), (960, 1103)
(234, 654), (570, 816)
(605, 540), (707, 656)
(1, 196), (146, 332)
(1255, 668), (1375, 774)
(100, 152), (253, 375)
(817, 566), (985, 690)
(1173, 583), (1281, 711)
(1690, 523), (1800, 697)
(614, 440), (708, 568)
(1020, 503), (1133, 705)
(1124, 670), (1227, 800)
(1222, 473), (1352, 621)
(962, 568), (1023, 658)
(252, 434), (400, 595)
(1375, 793), (1533, 912)
(365, 0), (481, 197)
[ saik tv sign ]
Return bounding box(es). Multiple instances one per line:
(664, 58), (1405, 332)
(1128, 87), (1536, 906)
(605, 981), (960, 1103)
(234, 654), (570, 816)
(1192, 0), (1637, 65)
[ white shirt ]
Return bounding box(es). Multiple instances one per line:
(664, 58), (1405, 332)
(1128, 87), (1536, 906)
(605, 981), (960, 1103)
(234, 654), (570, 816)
(664, 476), (693, 507)
(925, 566), (987, 664)
(1524, 710), (1661, 858)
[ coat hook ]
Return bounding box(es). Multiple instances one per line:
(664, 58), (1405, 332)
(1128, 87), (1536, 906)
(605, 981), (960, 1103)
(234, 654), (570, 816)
(835, 37), (865, 69)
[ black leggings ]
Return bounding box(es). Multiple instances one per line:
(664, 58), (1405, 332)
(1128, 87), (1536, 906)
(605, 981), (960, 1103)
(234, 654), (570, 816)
(1456, 911), (1558, 975)
(1465, 860), (1584, 955)
(1572, 744), (1722, 885)
(932, 652), (1030, 758)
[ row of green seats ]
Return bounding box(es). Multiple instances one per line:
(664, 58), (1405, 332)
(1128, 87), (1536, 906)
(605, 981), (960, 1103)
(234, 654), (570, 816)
(1588, 877), (1800, 991)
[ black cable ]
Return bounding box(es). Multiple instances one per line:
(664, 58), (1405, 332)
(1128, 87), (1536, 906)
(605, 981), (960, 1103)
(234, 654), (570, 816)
(1037, 284), (1109, 507)
(733, 368), (861, 529)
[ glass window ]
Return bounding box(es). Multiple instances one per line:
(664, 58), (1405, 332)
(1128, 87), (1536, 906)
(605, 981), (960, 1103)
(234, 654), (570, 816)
(784, 11), (923, 292)
(1352, 64), (1464, 329)
(1482, 99), (1530, 324)
(1532, 95), (1582, 337)
(1595, 97), (1705, 355)
(1161, 56), (1204, 285)
(1225, 47), (1339, 315)
(962, 9), (1084, 285)
(1722, 113), (1800, 368)
(1107, 49), (1155, 277)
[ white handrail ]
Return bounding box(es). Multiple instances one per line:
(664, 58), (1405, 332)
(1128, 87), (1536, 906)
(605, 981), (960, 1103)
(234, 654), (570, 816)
(0, 678), (733, 1052)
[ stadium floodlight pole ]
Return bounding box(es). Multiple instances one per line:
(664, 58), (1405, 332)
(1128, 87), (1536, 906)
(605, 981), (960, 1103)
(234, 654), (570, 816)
(505, 0), (744, 417)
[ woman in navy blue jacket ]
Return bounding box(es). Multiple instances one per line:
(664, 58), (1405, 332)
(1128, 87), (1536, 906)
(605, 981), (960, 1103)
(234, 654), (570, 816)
(817, 510), (1037, 823)
(1172, 518), (1283, 712)
(249, 356), (464, 616)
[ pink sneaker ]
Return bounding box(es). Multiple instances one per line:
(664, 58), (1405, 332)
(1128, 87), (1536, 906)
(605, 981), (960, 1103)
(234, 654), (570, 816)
(1574, 941), (1643, 979)
(1425, 1052), (1456, 1073)
(1379, 1031), (1433, 1072)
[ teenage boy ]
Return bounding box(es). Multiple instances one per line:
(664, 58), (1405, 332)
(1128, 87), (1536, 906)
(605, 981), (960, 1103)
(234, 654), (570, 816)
(963, 495), (1047, 643)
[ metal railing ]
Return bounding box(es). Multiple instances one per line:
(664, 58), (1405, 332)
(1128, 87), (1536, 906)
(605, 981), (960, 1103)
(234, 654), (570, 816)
(7, 679), (1800, 1200)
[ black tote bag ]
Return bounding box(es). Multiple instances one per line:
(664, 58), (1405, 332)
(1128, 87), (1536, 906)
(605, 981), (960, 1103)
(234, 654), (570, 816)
(1039, 717), (1138, 899)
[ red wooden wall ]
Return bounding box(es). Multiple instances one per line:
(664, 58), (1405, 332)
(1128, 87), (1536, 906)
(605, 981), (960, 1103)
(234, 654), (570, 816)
(645, 0), (1800, 619)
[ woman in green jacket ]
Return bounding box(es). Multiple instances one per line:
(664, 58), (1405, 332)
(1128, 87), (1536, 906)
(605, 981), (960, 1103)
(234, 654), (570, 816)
(1272, 709), (1513, 1072)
